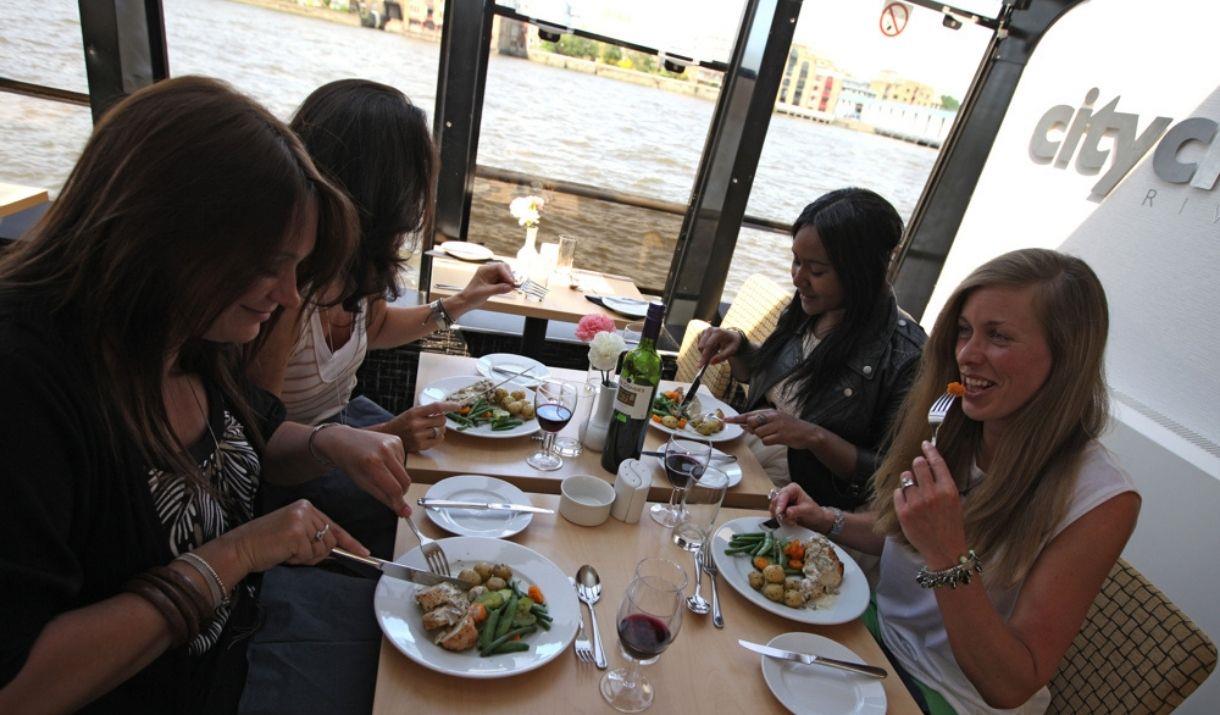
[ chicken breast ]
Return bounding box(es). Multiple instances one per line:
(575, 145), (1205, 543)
(436, 614), (479, 651)
(421, 603), (467, 631)
(416, 582), (466, 611)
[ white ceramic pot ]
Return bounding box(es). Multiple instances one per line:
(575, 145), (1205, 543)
(580, 379), (617, 452)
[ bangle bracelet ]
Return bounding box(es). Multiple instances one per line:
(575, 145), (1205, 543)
(824, 507), (846, 538)
(124, 576), (190, 647)
(177, 552), (230, 608)
(308, 422), (341, 467)
(137, 572), (201, 642)
(152, 565), (214, 622)
(916, 550), (983, 589)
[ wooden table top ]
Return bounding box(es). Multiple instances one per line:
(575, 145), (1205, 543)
(0, 183), (49, 219)
(371, 484), (919, 714)
(427, 252), (645, 327)
(406, 353), (775, 510)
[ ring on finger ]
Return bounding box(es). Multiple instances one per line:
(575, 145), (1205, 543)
(313, 522), (331, 543)
(755, 413), (770, 427)
(431, 425), (441, 439)
(899, 475), (916, 490)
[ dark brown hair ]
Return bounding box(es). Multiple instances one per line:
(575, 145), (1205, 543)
(0, 76), (359, 477)
(290, 79), (436, 310)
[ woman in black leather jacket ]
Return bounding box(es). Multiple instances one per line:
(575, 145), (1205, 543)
(697, 188), (926, 511)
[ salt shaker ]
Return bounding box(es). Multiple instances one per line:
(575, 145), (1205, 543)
(610, 458), (651, 524)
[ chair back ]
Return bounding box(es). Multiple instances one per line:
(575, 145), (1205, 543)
(675, 273), (791, 399)
(1048, 558), (1216, 713)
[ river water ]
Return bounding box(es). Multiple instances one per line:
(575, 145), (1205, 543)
(0, 0), (938, 298)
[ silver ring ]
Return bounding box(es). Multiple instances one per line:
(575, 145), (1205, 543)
(768, 487), (780, 501)
(755, 413), (770, 426)
(899, 475), (916, 490)
(431, 425), (441, 439)
(313, 523), (331, 543)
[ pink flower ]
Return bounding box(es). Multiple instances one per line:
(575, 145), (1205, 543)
(576, 314), (616, 342)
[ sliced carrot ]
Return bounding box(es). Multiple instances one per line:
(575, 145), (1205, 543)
(528, 584), (546, 605)
(469, 602), (487, 624)
(753, 556), (771, 571)
(677, 418), (688, 428)
(789, 559), (803, 569)
(458, 406), (471, 415)
(651, 415), (662, 423)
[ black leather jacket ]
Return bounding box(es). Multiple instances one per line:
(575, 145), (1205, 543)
(742, 292), (926, 510)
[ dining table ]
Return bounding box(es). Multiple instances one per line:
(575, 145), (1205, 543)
(0, 182), (49, 219)
(425, 249), (648, 359)
(407, 352), (776, 510)
(371, 483), (919, 714)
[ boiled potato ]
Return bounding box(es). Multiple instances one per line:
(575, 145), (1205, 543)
(762, 583), (784, 602)
(762, 564), (786, 584)
(511, 390), (526, 401)
(784, 576), (803, 591)
(493, 563), (513, 580)
(474, 562), (494, 580)
(485, 576), (507, 591)
(784, 589), (807, 608)
(519, 404), (535, 420)
(494, 388), (508, 402)
(505, 400), (523, 415)
(457, 568), (483, 586)
(747, 571), (765, 590)
(661, 415), (679, 429)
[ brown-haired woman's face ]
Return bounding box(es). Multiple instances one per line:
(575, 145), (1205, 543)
(202, 208), (316, 344)
(791, 226), (844, 317)
(955, 284), (1052, 432)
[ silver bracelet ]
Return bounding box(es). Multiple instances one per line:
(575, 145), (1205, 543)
(308, 422), (342, 467)
(824, 507), (846, 538)
(176, 552), (230, 609)
(916, 550), (983, 589)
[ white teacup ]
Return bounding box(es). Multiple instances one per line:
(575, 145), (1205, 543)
(559, 475), (616, 527)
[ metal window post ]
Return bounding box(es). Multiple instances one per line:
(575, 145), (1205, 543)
(892, 0), (1086, 320)
(662, 0), (802, 328)
(78, 0), (169, 122)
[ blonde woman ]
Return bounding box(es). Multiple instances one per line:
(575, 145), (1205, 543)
(771, 248), (1139, 713)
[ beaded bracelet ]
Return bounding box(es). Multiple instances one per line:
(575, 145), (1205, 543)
(824, 507), (846, 538)
(915, 550), (983, 589)
(177, 552), (230, 608)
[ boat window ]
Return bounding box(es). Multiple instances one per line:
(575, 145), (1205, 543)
(1, 0), (89, 94)
(466, 19), (730, 296)
(723, 0), (992, 301)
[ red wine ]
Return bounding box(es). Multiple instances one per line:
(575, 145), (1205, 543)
(618, 613), (672, 660)
(664, 454), (705, 488)
(535, 403), (573, 432)
(602, 302), (665, 474)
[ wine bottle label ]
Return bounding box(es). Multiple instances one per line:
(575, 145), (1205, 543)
(613, 380), (653, 420)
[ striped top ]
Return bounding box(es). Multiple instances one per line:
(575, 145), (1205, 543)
(281, 300), (368, 425)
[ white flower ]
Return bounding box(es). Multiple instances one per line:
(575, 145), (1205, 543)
(509, 195), (545, 227)
(588, 331), (626, 372)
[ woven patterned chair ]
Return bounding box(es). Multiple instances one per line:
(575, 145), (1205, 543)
(354, 329), (470, 415)
(675, 273), (791, 401)
(1047, 558), (1216, 714)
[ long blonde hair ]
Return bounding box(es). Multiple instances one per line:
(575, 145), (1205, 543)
(872, 249), (1110, 586)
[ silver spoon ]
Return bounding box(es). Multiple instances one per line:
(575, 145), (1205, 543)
(576, 565), (608, 670)
(685, 546), (711, 615)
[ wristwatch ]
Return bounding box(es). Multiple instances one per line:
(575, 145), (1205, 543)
(425, 299), (454, 331)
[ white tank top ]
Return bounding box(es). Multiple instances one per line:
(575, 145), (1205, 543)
(280, 300), (368, 425)
(875, 440), (1137, 714)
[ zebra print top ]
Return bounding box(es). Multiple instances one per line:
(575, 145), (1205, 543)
(146, 386), (261, 655)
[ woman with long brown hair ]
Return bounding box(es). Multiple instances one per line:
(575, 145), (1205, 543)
(0, 77), (415, 713)
(770, 249), (1140, 713)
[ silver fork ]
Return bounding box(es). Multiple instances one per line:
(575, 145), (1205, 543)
(702, 541), (724, 629)
(927, 391), (958, 447)
(570, 576), (595, 663)
(403, 517), (450, 576)
(517, 278), (548, 301)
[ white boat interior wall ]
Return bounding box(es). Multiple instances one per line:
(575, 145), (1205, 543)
(928, 4), (1220, 712)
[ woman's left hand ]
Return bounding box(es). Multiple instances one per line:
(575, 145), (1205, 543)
(894, 441), (969, 569)
(726, 408), (818, 450)
(458, 262), (517, 306)
(314, 425), (412, 517)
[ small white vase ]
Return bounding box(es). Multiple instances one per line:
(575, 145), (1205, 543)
(514, 225), (539, 276)
(581, 378), (618, 452)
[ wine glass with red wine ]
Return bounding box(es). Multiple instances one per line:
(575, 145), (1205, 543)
(526, 380), (578, 471)
(648, 435), (712, 527)
(600, 558), (687, 713)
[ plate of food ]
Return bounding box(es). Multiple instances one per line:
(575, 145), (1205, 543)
(373, 536), (581, 679)
(438, 241), (494, 262)
(710, 517), (869, 625)
(423, 475), (534, 539)
(475, 353), (548, 384)
(648, 387), (744, 443)
(418, 376), (539, 439)
(759, 632), (886, 715)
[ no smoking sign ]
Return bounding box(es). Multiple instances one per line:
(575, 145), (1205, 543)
(880, 1), (911, 37)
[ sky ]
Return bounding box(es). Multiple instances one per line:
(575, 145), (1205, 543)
(511, 0), (996, 98)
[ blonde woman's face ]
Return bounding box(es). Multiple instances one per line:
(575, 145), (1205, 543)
(954, 284), (1052, 432)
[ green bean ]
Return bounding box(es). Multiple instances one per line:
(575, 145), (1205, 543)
(480, 625), (536, 656)
(784, 568), (804, 576)
(479, 606), (502, 650)
(491, 419), (523, 431)
(495, 593), (519, 638)
(489, 641), (531, 655)
(754, 533), (773, 557)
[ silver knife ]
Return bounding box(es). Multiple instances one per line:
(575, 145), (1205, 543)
(737, 640), (888, 679)
(680, 363), (711, 410)
(417, 498), (554, 515)
(330, 548), (470, 588)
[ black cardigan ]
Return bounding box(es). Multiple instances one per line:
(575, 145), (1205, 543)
(0, 299), (284, 713)
(743, 293), (927, 510)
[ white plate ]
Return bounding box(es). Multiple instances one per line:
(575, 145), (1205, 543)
(711, 516), (869, 625)
(418, 375), (540, 439)
(423, 475), (533, 538)
(760, 632), (887, 715)
(373, 536), (580, 679)
(600, 295), (649, 318)
(647, 447), (742, 488)
(648, 387), (745, 443)
(475, 353), (549, 384)
(439, 241), (494, 261)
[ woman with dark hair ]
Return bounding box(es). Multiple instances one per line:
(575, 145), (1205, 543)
(250, 79), (515, 449)
(0, 77), (412, 713)
(770, 249), (1139, 713)
(697, 188), (926, 510)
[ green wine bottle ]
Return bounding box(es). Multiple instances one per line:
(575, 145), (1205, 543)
(601, 302), (665, 474)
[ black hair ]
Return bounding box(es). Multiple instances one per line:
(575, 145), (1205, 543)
(753, 187), (903, 414)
